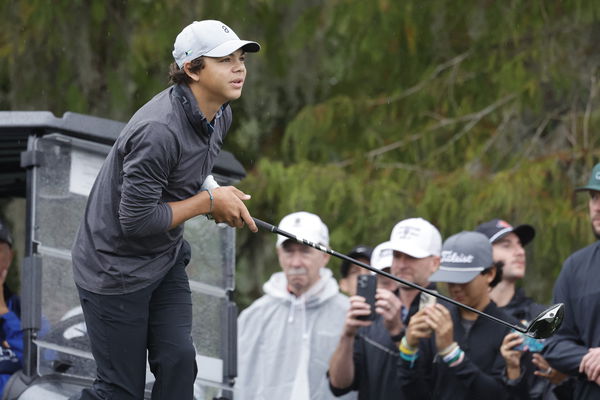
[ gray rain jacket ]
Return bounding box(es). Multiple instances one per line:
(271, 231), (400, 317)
(72, 83), (230, 294)
(236, 268), (356, 400)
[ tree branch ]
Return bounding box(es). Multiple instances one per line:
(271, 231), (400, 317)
(423, 93), (518, 160)
(367, 51), (472, 107)
(583, 71), (599, 152)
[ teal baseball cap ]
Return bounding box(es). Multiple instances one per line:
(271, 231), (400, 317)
(576, 163), (600, 192)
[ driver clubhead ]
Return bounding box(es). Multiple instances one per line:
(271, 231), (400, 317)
(524, 303), (565, 339)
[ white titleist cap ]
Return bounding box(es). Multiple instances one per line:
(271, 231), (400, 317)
(370, 241), (394, 272)
(173, 20), (260, 68)
(276, 211), (329, 247)
(389, 218), (442, 258)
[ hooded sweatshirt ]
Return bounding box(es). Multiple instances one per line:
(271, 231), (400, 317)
(236, 268), (356, 400)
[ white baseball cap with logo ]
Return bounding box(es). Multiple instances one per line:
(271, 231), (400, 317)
(370, 241), (394, 272)
(276, 211), (329, 248)
(173, 20), (260, 68)
(389, 218), (442, 258)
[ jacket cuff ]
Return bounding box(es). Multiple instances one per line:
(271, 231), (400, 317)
(503, 367), (525, 386)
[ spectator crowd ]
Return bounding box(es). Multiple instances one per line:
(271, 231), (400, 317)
(235, 162), (600, 400)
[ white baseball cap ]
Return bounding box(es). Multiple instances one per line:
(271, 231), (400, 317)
(389, 218), (442, 258)
(370, 241), (393, 272)
(173, 20), (260, 68)
(276, 212), (329, 247)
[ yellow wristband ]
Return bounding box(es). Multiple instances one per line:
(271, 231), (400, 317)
(399, 337), (418, 355)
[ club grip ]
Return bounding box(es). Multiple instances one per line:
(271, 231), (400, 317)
(252, 217), (275, 232)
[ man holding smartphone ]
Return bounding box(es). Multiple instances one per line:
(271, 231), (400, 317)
(339, 245), (373, 296)
(477, 218), (569, 398)
(328, 218), (442, 400)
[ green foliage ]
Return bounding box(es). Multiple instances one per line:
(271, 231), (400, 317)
(2, 0), (600, 310)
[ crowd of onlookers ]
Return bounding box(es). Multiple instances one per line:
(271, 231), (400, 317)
(235, 162), (600, 400)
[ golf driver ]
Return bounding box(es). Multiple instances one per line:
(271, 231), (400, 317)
(253, 217), (564, 339)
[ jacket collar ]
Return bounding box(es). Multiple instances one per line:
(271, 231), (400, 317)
(173, 84), (225, 137)
(450, 299), (505, 339)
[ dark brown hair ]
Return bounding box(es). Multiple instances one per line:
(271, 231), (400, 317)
(169, 56), (205, 85)
(482, 261), (504, 288)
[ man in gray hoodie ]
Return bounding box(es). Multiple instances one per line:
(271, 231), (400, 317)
(236, 211), (355, 400)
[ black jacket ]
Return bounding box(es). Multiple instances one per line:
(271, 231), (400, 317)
(329, 288), (433, 400)
(543, 241), (600, 399)
(72, 83), (232, 295)
(502, 288), (564, 400)
(397, 301), (528, 400)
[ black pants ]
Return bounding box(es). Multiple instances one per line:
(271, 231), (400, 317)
(75, 243), (197, 399)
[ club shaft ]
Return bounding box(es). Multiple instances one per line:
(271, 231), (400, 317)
(253, 217), (527, 334)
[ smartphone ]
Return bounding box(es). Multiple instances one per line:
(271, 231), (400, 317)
(356, 274), (377, 321)
(513, 330), (545, 352)
(419, 292), (437, 311)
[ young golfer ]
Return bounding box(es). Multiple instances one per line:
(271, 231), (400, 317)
(71, 20), (259, 400)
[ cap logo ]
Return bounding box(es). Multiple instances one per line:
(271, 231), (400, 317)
(595, 172), (600, 180)
(380, 248), (392, 257)
(222, 25), (229, 33)
(496, 220), (512, 229)
(441, 250), (474, 264)
(394, 226), (421, 240)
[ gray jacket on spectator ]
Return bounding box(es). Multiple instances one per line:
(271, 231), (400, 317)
(236, 269), (355, 400)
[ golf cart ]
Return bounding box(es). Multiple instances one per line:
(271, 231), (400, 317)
(0, 111), (241, 399)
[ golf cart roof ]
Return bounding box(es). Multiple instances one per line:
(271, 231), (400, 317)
(0, 111), (247, 197)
